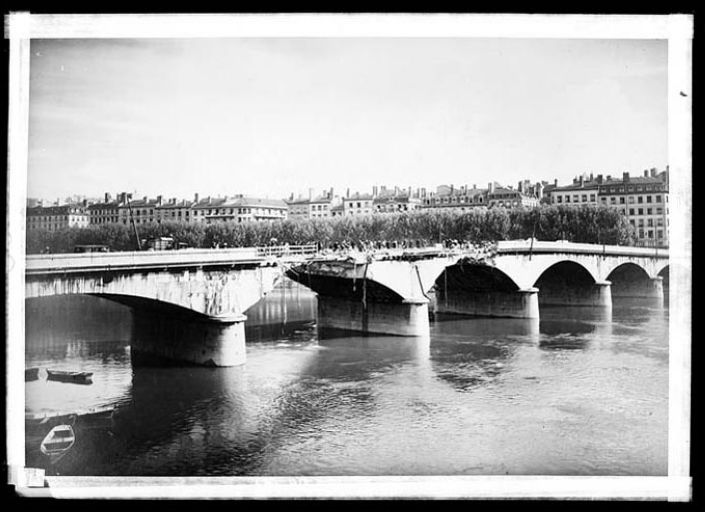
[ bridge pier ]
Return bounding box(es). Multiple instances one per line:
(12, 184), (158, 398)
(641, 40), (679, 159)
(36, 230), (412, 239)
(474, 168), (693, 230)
(611, 276), (664, 302)
(433, 287), (540, 319)
(131, 311), (248, 367)
(538, 280), (612, 309)
(317, 296), (430, 337)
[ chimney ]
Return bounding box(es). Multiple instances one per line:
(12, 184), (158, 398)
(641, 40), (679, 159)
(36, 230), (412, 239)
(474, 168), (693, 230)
(82, 199), (88, 207)
(372, 185), (378, 197)
(194, 193), (199, 203)
(650, 168), (657, 177)
(579, 176), (584, 187)
(488, 182), (495, 194)
(518, 181), (523, 193)
(450, 184), (454, 194)
(644, 169), (649, 177)
(596, 175), (603, 184)
(622, 172), (629, 182)
(590, 172), (594, 181)
(606, 175), (611, 181)
(104, 192), (111, 203)
(329, 187), (334, 199)
(421, 187), (426, 198)
(142, 196), (147, 202)
(394, 186), (399, 196)
(346, 188), (350, 198)
(157, 195), (163, 205)
(554, 179), (558, 187)
(308, 188), (313, 200)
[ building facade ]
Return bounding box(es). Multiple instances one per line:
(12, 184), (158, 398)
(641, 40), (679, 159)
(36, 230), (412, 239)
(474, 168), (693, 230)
(286, 189), (338, 220)
(549, 168), (669, 246)
(27, 204), (90, 232)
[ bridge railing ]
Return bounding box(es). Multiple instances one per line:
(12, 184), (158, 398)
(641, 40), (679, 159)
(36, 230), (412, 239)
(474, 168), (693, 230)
(496, 239), (668, 258)
(255, 244), (318, 258)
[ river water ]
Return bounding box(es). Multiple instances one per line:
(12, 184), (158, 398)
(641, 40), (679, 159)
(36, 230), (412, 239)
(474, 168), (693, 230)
(24, 279), (668, 476)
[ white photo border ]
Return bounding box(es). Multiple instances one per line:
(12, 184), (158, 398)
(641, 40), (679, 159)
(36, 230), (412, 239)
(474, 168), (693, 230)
(5, 12), (693, 500)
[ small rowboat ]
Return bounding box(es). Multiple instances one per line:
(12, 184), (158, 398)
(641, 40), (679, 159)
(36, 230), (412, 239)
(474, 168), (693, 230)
(40, 424), (75, 462)
(25, 367), (41, 381)
(46, 369), (93, 384)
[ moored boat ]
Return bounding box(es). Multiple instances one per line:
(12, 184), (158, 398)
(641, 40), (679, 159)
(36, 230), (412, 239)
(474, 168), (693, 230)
(25, 367), (41, 381)
(46, 369), (93, 384)
(40, 424), (75, 463)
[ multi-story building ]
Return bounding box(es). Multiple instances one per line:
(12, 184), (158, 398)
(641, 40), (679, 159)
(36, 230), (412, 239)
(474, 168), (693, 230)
(343, 192), (375, 216)
(548, 174), (600, 206)
(26, 204), (90, 232)
(118, 194), (160, 225)
(87, 193), (121, 225)
(422, 184), (488, 211)
(598, 168), (669, 246)
(155, 196), (196, 224)
(235, 197), (288, 222)
(286, 189), (338, 220)
(192, 195), (288, 224)
(330, 203), (345, 217)
(486, 182), (541, 208)
(373, 193), (422, 213)
(549, 168), (669, 246)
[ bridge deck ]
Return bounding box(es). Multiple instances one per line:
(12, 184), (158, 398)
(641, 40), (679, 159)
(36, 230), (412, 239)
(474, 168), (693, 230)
(25, 241), (667, 276)
(25, 245), (317, 275)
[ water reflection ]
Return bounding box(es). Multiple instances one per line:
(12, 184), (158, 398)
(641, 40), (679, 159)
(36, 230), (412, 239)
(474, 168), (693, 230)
(24, 278), (669, 477)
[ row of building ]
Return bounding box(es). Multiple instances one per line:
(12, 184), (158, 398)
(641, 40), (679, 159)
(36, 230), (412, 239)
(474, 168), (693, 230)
(26, 167), (669, 245)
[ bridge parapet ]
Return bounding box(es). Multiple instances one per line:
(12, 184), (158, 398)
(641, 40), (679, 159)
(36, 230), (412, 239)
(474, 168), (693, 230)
(496, 239), (668, 259)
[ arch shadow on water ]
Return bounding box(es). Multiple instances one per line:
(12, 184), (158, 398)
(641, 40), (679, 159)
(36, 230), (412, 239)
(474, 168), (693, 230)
(428, 314), (538, 392)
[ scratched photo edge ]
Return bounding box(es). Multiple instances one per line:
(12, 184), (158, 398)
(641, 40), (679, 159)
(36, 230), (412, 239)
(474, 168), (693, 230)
(4, 12), (693, 501)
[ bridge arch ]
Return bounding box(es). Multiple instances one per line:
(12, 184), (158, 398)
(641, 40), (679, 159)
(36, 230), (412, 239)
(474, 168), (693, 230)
(434, 263), (520, 294)
(533, 260), (609, 308)
(532, 260), (598, 288)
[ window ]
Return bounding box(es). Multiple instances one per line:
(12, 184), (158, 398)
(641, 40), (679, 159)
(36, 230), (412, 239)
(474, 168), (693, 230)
(610, 197), (616, 204)
(638, 196), (643, 204)
(657, 230), (663, 239)
(629, 196), (635, 203)
(566, 196), (571, 203)
(582, 194), (587, 202)
(620, 197), (625, 204)
(357, 202), (361, 208)
(646, 196), (652, 203)
(573, 195), (578, 202)
(648, 230), (653, 238)
(656, 195), (662, 203)
(647, 208), (652, 215)
(590, 194), (596, 202)
(656, 208), (663, 215)
(630, 219), (635, 226)
(648, 219), (653, 227)
(629, 208), (635, 215)
(638, 208), (644, 215)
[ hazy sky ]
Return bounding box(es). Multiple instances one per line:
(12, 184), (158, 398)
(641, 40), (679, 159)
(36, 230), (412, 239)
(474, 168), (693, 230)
(28, 38), (668, 201)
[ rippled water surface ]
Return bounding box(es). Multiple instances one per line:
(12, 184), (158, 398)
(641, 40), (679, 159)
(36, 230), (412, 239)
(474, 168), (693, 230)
(25, 280), (668, 476)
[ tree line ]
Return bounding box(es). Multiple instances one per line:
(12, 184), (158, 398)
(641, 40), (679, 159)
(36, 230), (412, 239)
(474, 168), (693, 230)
(26, 205), (635, 254)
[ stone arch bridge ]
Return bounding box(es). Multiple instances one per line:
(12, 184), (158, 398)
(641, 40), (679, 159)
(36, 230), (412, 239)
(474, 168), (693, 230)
(286, 240), (669, 336)
(25, 241), (668, 365)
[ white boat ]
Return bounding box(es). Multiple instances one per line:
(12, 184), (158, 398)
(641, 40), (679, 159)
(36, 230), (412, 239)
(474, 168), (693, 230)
(40, 425), (75, 462)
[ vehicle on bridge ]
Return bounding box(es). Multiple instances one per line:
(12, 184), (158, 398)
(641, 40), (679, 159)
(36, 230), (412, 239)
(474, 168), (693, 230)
(142, 236), (189, 251)
(73, 244), (110, 253)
